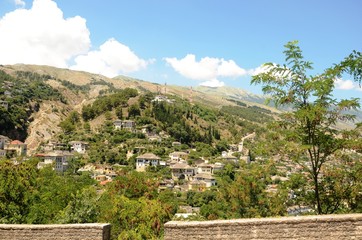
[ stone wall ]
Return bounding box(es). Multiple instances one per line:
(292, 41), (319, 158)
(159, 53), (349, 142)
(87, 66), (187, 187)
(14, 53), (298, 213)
(164, 214), (362, 240)
(0, 223), (110, 240)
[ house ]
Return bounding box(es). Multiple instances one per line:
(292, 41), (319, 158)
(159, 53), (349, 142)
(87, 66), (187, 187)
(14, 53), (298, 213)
(197, 162), (213, 174)
(152, 95), (174, 104)
(78, 163), (117, 180)
(170, 162), (195, 180)
(42, 141), (67, 152)
(192, 173), (216, 188)
(169, 151), (189, 161)
(188, 180), (207, 191)
(136, 153), (161, 172)
(221, 154), (238, 163)
(69, 141), (89, 154)
(146, 133), (162, 142)
(212, 162), (225, 173)
(0, 100), (8, 110)
(4, 90), (11, 97)
(4, 140), (27, 156)
(158, 179), (175, 191)
(0, 135), (10, 149)
(172, 141), (181, 147)
(36, 151), (73, 172)
(114, 119), (136, 132)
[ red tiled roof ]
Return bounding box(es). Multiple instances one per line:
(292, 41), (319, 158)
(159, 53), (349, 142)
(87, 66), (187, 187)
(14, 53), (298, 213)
(10, 140), (24, 145)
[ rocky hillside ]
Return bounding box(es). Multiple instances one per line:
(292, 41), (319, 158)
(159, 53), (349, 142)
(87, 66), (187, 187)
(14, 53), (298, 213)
(1, 64), (360, 154)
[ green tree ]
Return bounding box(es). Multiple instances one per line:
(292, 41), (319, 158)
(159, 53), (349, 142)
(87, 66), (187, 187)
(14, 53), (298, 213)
(56, 186), (99, 224)
(128, 104), (141, 119)
(0, 159), (37, 223)
(251, 41), (361, 214)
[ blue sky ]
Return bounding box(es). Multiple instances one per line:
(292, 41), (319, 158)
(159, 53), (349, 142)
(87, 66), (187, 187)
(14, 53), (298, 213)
(0, 0), (361, 100)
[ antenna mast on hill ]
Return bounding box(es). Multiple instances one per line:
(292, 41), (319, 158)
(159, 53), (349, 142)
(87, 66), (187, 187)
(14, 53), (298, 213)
(164, 82), (167, 95)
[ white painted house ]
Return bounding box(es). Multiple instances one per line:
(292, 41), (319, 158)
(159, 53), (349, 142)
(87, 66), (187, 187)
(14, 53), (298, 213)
(69, 141), (89, 154)
(136, 153), (161, 172)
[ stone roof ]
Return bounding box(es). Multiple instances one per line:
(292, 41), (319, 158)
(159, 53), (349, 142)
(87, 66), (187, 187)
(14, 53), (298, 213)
(136, 153), (161, 160)
(170, 151), (189, 156)
(197, 162), (213, 167)
(170, 162), (194, 169)
(69, 141), (89, 144)
(194, 173), (215, 180)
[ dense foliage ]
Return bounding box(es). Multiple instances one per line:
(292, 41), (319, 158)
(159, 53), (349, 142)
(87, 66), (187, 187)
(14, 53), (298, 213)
(81, 88), (138, 121)
(0, 70), (65, 140)
(252, 40), (361, 214)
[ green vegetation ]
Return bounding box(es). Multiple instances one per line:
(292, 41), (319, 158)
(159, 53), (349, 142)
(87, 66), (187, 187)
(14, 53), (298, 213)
(81, 88), (138, 121)
(0, 45), (361, 239)
(0, 159), (96, 224)
(252, 40), (361, 214)
(0, 70), (65, 140)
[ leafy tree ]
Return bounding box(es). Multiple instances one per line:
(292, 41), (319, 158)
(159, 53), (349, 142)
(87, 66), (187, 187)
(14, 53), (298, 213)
(115, 106), (123, 119)
(56, 186), (99, 224)
(128, 104), (141, 119)
(251, 40), (361, 214)
(0, 159), (37, 223)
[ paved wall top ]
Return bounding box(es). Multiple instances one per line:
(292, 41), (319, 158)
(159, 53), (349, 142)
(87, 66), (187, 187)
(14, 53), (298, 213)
(165, 214), (362, 240)
(0, 223), (111, 240)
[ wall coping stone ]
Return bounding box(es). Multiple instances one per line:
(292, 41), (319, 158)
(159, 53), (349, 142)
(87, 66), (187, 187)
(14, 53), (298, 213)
(165, 213), (362, 228)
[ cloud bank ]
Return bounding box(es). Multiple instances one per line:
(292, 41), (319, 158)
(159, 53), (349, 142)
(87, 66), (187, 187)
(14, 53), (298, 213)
(164, 54), (249, 87)
(0, 0), (149, 77)
(335, 78), (362, 92)
(0, 0), (90, 68)
(70, 38), (151, 77)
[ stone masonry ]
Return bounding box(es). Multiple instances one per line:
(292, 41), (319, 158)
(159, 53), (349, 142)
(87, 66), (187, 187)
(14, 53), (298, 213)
(164, 214), (362, 240)
(0, 223), (110, 240)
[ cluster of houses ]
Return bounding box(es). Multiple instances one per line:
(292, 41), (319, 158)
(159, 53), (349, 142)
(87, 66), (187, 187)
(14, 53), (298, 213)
(135, 151), (224, 191)
(36, 140), (90, 172)
(113, 118), (170, 142)
(1, 105), (256, 193)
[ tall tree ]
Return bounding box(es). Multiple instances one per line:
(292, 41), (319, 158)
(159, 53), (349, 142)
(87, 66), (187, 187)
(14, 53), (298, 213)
(251, 41), (361, 214)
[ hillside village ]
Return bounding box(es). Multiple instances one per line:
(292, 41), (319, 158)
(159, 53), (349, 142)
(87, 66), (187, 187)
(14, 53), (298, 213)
(0, 92), (256, 193)
(0, 64), (361, 239)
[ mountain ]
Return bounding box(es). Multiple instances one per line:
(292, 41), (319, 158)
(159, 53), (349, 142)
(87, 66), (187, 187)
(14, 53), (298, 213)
(0, 64), (361, 154)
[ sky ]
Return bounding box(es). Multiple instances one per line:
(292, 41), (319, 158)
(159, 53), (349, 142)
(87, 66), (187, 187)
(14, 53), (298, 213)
(0, 0), (361, 100)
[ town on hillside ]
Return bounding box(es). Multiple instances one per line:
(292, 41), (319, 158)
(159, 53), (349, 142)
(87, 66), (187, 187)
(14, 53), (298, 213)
(1, 62), (361, 239)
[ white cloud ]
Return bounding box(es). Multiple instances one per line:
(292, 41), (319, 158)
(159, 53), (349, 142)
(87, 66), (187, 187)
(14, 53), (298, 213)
(218, 59), (247, 77)
(335, 78), (362, 91)
(0, 0), (149, 77)
(248, 65), (270, 76)
(0, 0), (91, 68)
(14, 0), (26, 8)
(164, 54), (248, 87)
(200, 79), (225, 88)
(70, 38), (151, 77)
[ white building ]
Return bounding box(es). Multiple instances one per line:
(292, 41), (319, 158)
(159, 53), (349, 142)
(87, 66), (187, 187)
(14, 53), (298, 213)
(114, 119), (136, 132)
(69, 141), (89, 154)
(136, 153), (161, 172)
(36, 151), (73, 172)
(170, 162), (195, 180)
(169, 151), (189, 161)
(4, 140), (27, 156)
